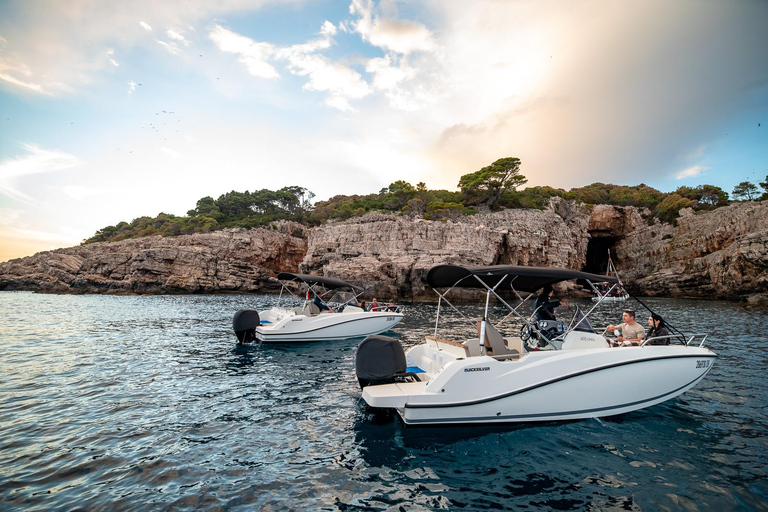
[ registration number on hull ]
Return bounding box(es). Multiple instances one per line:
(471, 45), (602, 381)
(696, 359), (711, 369)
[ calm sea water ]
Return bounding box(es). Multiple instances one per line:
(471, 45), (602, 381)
(1, 291), (766, 511)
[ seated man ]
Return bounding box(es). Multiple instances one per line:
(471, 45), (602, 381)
(606, 309), (645, 345)
(313, 295), (331, 312)
(534, 285), (568, 321)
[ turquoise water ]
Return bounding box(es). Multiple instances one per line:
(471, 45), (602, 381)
(0, 292), (766, 510)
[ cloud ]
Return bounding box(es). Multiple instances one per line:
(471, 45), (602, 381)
(0, 59), (50, 94)
(155, 39), (181, 55)
(211, 22), (372, 109)
(166, 29), (190, 46)
(0, 144), (80, 205)
(405, 0), (768, 190)
(207, 1), (440, 112)
(320, 20), (337, 37)
(105, 48), (119, 67)
(0, 2), (265, 96)
(210, 25), (279, 79)
(676, 166), (710, 180)
(350, 0), (434, 54)
(127, 80), (136, 94)
(287, 54), (371, 106)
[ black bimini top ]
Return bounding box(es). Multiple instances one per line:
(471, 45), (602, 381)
(276, 272), (362, 291)
(426, 264), (619, 293)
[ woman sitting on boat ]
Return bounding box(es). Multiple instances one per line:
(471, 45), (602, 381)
(646, 313), (671, 345)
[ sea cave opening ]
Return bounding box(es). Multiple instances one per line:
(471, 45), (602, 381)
(583, 236), (620, 276)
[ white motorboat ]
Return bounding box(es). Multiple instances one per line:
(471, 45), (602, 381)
(356, 265), (716, 425)
(233, 273), (404, 343)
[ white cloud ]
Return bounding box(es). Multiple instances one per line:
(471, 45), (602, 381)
(212, 20), (375, 110)
(350, 0), (434, 54)
(288, 52), (370, 98)
(210, 25), (279, 79)
(128, 80), (136, 94)
(366, 55), (411, 90)
(140, 21), (152, 32)
(320, 20), (337, 37)
(155, 39), (181, 55)
(676, 165), (710, 180)
(0, 60), (49, 94)
(166, 29), (190, 46)
(0, 144), (80, 205)
(105, 48), (119, 67)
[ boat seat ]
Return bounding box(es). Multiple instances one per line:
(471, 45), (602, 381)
(478, 319), (520, 358)
(300, 302), (321, 317)
(425, 335), (470, 357)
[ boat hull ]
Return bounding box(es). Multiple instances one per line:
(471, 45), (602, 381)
(363, 345), (716, 425)
(255, 308), (404, 343)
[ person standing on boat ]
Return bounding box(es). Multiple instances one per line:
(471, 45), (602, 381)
(606, 309), (645, 345)
(646, 313), (671, 345)
(534, 285), (568, 321)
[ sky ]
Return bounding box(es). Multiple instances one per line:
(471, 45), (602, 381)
(1, 0), (767, 262)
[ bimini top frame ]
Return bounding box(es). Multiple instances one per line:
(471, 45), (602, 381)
(276, 272), (363, 291)
(275, 272), (364, 308)
(426, 265), (618, 292)
(426, 264), (621, 352)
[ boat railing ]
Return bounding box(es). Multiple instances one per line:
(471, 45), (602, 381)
(638, 334), (709, 348)
(686, 334), (709, 347)
(366, 304), (404, 313)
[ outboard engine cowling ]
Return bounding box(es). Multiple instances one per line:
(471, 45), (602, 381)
(233, 309), (260, 344)
(356, 335), (408, 389)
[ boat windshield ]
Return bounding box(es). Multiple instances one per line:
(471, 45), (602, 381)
(328, 291), (359, 306)
(568, 306), (595, 333)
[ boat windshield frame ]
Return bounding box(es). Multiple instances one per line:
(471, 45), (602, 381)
(427, 264), (621, 351)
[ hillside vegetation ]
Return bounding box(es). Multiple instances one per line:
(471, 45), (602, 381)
(84, 158), (767, 244)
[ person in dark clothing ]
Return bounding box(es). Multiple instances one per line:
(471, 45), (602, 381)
(646, 313), (671, 345)
(313, 295), (330, 312)
(534, 285), (568, 321)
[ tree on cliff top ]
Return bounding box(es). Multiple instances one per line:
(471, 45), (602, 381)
(674, 184), (729, 210)
(459, 157), (528, 210)
(732, 181), (759, 201)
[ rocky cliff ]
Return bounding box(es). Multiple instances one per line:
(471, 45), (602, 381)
(0, 223), (307, 294)
(1, 199), (766, 303)
(302, 197), (592, 299)
(616, 201), (768, 305)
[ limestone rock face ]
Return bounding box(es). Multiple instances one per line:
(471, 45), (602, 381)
(302, 197), (591, 299)
(588, 205), (648, 238)
(2, 200), (766, 302)
(0, 223), (307, 294)
(616, 201), (768, 299)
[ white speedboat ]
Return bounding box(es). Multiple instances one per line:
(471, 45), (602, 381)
(233, 273), (404, 343)
(356, 265), (716, 425)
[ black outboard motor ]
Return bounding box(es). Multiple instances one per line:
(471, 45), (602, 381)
(233, 309), (260, 344)
(356, 335), (415, 389)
